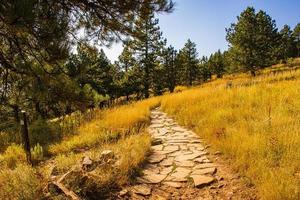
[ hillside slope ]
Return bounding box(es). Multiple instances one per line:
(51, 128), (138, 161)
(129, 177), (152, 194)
(160, 60), (300, 199)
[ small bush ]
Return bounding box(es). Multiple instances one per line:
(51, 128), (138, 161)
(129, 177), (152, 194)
(31, 143), (43, 161)
(0, 144), (27, 169)
(29, 118), (61, 146)
(0, 164), (42, 200)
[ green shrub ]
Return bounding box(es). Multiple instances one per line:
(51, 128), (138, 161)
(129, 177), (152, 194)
(29, 118), (61, 146)
(31, 143), (43, 161)
(0, 144), (27, 169)
(0, 164), (42, 200)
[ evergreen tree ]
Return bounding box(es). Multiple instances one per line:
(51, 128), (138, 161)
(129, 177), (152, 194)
(116, 43), (139, 100)
(278, 25), (296, 61)
(129, 4), (165, 98)
(162, 45), (177, 92)
(209, 50), (226, 78)
(178, 39), (199, 85)
(226, 7), (278, 76)
(293, 23), (300, 57)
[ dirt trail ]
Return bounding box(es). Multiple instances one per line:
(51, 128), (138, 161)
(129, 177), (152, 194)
(119, 108), (257, 200)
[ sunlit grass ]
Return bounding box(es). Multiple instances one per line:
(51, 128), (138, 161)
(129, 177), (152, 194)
(48, 97), (160, 155)
(161, 65), (300, 200)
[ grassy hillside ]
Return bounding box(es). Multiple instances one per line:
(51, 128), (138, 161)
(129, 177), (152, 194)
(0, 98), (160, 199)
(1, 59), (300, 199)
(161, 59), (300, 200)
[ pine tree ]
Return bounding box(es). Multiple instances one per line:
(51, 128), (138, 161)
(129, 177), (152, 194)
(278, 25), (296, 61)
(129, 4), (165, 98)
(162, 45), (177, 92)
(179, 39), (199, 85)
(293, 23), (300, 57)
(226, 7), (278, 76)
(209, 50), (226, 78)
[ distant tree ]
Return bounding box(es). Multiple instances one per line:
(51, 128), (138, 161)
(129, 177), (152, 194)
(226, 7), (278, 76)
(278, 25), (297, 61)
(209, 50), (226, 78)
(198, 56), (212, 82)
(162, 45), (177, 92)
(293, 23), (300, 57)
(116, 43), (138, 100)
(178, 39), (199, 85)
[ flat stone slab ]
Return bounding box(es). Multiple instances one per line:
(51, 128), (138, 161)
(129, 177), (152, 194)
(131, 185), (152, 196)
(160, 166), (173, 175)
(148, 154), (166, 163)
(163, 181), (182, 188)
(193, 163), (217, 169)
(160, 157), (174, 166)
(191, 167), (217, 175)
(138, 174), (167, 184)
(163, 145), (179, 151)
(174, 152), (202, 162)
(168, 167), (191, 182)
(191, 175), (215, 188)
(175, 160), (195, 167)
(151, 145), (163, 151)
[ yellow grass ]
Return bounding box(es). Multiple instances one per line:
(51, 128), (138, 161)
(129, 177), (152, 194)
(161, 67), (300, 200)
(49, 97), (160, 154)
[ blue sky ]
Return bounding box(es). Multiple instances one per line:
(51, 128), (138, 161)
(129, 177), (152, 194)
(103, 0), (300, 62)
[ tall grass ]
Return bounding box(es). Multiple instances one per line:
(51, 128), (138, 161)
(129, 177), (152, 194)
(48, 97), (160, 155)
(161, 68), (300, 200)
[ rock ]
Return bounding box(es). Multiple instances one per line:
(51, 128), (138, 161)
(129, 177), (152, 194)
(172, 127), (187, 132)
(131, 185), (151, 196)
(159, 157), (174, 167)
(163, 181), (182, 188)
(167, 167), (191, 182)
(82, 156), (92, 165)
(82, 156), (94, 171)
(163, 145), (179, 152)
(152, 138), (163, 145)
(138, 173), (167, 184)
(148, 153), (166, 163)
(100, 150), (114, 161)
(119, 189), (129, 197)
(191, 167), (217, 175)
(175, 160), (194, 167)
(174, 152), (202, 162)
(159, 166), (173, 175)
(191, 175), (215, 188)
(151, 145), (164, 151)
(193, 163), (217, 169)
(159, 128), (170, 135)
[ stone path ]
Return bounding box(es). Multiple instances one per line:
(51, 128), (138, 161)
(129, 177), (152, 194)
(118, 108), (257, 199)
(137, 108), (218, 189)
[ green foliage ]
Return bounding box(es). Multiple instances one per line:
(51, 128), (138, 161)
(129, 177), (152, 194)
(0, 164), (42, 200)
(31, 143), (43, 161)
(226, 7), (278, 75)
(29, 118), (61, 146)
(177, 39), (199, 85)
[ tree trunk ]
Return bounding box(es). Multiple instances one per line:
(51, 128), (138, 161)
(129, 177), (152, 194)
(12, 104), (20, 122)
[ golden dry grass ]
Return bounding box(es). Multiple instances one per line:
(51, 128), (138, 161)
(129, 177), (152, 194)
(48, 97), (160, 155)
(161, 66), (300, 200)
